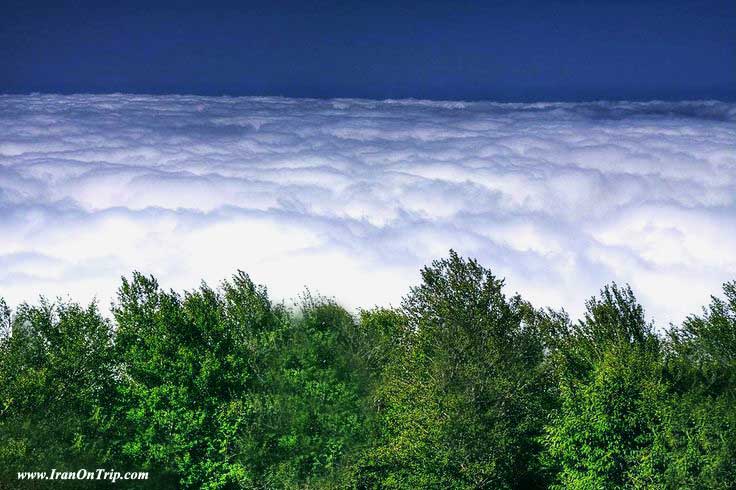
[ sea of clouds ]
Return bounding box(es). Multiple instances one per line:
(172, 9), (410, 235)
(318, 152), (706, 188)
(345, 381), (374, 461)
(0, 94), (734, 324)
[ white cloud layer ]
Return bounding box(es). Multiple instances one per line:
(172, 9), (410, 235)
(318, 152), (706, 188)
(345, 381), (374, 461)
(1, 94), (735, 324)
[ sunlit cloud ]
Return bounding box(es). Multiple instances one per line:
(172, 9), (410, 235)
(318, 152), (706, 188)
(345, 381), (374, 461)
(1, 94), (734, 323)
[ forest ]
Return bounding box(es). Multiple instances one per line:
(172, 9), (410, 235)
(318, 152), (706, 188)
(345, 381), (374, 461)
(0, 251), (734, 489)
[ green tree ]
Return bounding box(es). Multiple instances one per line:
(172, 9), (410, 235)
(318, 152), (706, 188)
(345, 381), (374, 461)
(263, 296), (375, 487)
(2, 261), (735, 489)
(109, 271), (288, 489)
(356, 251), (548, 489)
(660, 282), (736, 488)
(0, 298), (116, 488)
(542, 284), (668, 489)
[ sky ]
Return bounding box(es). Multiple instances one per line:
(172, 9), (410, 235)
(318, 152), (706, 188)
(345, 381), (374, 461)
(0, 95), (734, 325)
(1, 0), (734, 101)
(1, 2), (735, 325)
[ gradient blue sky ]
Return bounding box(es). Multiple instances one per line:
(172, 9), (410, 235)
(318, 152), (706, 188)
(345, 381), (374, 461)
(1, 0), (734, 100)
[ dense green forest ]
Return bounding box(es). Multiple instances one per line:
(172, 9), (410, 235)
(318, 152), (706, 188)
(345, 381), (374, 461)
(1, 251), (734, 489)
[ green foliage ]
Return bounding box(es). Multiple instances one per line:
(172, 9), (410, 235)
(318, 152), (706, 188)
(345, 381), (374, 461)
(0, 256), (734, 489)
(262, 295), (373, 487)
(0, 299), (116, 488)
(542, 284), (669, 489)
(108, 275), (376, 489)
(110, 271), (288, 489)
(355, 251), (548, 489)
(658, 282), (736, 488)
(544, 347), (669, 489)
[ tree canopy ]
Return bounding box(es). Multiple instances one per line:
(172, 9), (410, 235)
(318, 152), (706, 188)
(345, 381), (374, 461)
(0, 253), (733, 489)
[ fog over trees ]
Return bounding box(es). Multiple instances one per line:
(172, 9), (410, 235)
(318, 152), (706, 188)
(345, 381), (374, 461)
(1, 251), (734, 489)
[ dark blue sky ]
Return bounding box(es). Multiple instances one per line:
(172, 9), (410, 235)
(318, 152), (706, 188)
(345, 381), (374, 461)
(1, 0), (734, 101)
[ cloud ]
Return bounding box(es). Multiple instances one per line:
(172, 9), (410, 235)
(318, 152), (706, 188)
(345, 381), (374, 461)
(0, 94), (734, 324)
